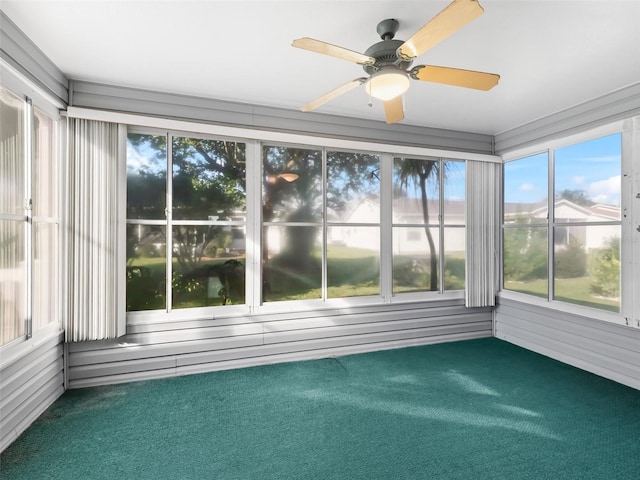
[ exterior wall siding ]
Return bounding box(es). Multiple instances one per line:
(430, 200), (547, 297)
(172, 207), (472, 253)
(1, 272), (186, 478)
(67, 300), (492, 388)
(495, 297), (640, 390)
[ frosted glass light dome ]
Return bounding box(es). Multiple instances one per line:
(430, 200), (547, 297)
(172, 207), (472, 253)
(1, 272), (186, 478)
(365, 70), (410, 101)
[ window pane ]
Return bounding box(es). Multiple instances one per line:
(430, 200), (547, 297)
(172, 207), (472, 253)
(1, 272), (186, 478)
(33, 107), (57, 217)
(443, 160), (465, 225)
(263, 225), (322, 302)
(172, 138), (246, 221)
(263, 146), (322, 223)
(504, 152), (548, 224)
(0, 220), (25, 345)
(393, 158), (439, 225)
(33, 221), (58, 332)
(126, 225), (166, 311)
(327, 226), (380, 298)
(503, 226), (548, 298)
(126, 134), (167, 220)
(327, 151), (380, 223)
(444, 227), (465, 291)
(554, 225), (620, 312)
(393, 226), (439, 293)
(0, 87), (25, 215)
(172, 225), (245, 308)
(554, 134), (621, 221)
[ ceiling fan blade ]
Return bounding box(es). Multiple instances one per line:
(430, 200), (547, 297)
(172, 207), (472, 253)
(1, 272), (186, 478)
(292, 37), (375, 65)
(301, 78), (367, 112)
(383, 96), (404, 124)
(397, 0), (484, 61)
(412, 65), (499, 90)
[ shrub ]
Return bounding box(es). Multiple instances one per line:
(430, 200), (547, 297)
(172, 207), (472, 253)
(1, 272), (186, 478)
(555, 238), (587, 278)
(590, 236), (620, 298)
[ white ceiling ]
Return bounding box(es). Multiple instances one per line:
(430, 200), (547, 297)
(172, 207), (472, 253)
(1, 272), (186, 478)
(3, 0), (640, 135)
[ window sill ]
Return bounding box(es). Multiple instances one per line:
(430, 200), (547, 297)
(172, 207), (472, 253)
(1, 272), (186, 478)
(126, 291), (467, 326)
(497, 289), (628, 327)
(0, 323), (63, 369)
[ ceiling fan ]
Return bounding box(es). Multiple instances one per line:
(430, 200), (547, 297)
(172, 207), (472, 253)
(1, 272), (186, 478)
(292, 0), (500, 124)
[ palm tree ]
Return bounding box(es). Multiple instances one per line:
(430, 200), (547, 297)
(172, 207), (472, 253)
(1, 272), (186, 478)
(395, 158), (440, 291)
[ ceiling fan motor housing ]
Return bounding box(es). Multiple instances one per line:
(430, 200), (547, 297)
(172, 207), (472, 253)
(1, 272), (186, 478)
(363, 19), (413, 75)
(363, 39), (413, 74)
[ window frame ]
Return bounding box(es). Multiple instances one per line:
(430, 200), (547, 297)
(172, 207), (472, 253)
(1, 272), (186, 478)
(125, 127), (253, 321)
(500, 121), (631, 326)
(81, 108), (498, 325)
(390, 155), (467, 296)
(0, 67), (63, 352)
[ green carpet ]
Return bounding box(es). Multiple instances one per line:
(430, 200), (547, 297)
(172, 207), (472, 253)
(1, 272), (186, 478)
(1, 338), (639, 479)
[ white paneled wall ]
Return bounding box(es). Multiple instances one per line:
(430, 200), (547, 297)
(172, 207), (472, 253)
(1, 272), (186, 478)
(68, 300), (492, 388)
(495, 297), (640, 390)
(0, 331), (65, 452)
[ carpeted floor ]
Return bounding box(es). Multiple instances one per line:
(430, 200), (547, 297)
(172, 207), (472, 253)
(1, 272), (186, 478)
(1, 338), (639, 479)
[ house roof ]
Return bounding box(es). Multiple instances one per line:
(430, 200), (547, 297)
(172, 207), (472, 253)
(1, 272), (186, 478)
(504, 198), (620, 220)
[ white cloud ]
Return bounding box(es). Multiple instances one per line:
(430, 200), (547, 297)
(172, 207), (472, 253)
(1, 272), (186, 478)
(572, 176), (585, 185)
(519, 183), (536, 192)
(579, 155), (619, 163)
(588, 175), (620, 205)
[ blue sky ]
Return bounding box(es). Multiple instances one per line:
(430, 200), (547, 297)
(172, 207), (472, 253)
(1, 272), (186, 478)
(504, 133), (621, 206)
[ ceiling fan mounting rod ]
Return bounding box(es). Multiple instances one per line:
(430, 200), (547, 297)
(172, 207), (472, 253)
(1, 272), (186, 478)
(377, 18), (400, 41)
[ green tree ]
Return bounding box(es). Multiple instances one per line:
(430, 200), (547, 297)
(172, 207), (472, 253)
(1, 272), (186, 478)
(557, 189), (593, 207)
(128, 134), (246, 274)
(262, 147), (380, 272)
(394, 158), (439, 291)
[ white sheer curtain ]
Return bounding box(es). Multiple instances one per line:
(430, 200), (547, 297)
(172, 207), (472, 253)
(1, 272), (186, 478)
(66, 118), (125, 341)
(465, 160), (500, 307)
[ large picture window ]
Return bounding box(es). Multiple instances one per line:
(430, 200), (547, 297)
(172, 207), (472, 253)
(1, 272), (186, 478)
(126, 133), (247, 312)
(126, 132), (469, 316)
(262, 146), (381, 302)
(503, 133), (622, 312)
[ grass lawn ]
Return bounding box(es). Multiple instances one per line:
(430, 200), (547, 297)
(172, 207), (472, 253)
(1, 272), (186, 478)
(127, 247), (467, 307)
(504, 276), (619, 312)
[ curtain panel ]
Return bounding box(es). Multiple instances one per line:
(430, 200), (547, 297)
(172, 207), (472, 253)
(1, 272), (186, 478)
(66, 118), (124, 341)
(465, 160), (500, 307)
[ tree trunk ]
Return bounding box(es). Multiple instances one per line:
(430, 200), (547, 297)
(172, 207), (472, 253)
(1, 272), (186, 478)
(419, 173), (438, 291)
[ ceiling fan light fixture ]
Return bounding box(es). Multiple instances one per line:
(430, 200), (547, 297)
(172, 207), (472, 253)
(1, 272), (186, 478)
(365, 69), (410, 101)
(278, 173), (299, 182)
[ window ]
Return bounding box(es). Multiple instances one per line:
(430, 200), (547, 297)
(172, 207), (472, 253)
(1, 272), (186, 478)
(0, 86), (60, 346)
(32, 106), (59, 331)
(125, 131), (470, 317)
(503, 133), (622, 313)
(503, 152), (549, 299)
(126, 132), (246, 312)
(553, 135), (621, 311)
(392, 158), (465, 293)
(262, 146), (381, 302)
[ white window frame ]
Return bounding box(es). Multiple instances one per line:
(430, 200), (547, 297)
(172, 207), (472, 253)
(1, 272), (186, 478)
(500, 120), (637, 327)
(68, 106), (500, 325)
(0, 60), (64, 353)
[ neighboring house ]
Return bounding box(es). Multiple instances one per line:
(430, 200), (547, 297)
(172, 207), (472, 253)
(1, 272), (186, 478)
(328, 197), (466, 255)
(504, 198), (620, 250)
